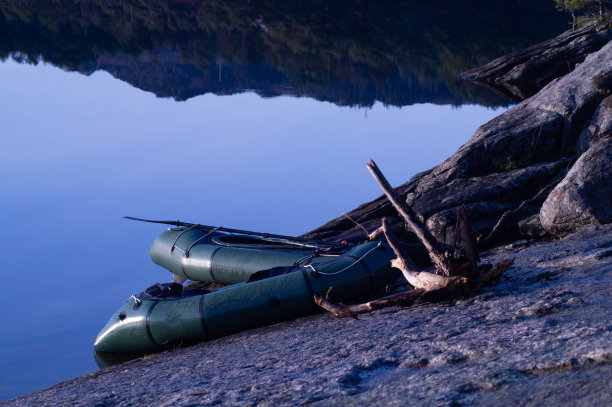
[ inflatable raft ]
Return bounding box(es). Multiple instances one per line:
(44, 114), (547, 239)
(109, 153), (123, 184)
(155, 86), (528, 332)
(150, 227), (348, 284)
(94, 240), (398, 354)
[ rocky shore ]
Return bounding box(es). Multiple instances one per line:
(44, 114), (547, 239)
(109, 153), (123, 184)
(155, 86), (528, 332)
(460, 20), (612, 101)
(304, 23), (612, 249)
(3, 24), (612, 407)
(4, 226), (611, 407)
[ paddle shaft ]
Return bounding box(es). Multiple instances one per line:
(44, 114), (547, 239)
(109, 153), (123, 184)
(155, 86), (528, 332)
(124, 216), (341, 247)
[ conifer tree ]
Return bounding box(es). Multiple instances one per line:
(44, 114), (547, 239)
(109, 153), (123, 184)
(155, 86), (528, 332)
(554, 0), (610, 30)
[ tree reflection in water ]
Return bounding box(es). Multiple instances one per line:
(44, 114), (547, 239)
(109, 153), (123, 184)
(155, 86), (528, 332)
(0, 0), (566, 107)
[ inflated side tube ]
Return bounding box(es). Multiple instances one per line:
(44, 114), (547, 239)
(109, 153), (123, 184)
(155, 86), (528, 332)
(150, 227), (344, 284)
(95, 241), (398, 354)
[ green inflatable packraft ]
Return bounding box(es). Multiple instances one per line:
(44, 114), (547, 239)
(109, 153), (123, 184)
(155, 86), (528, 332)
(95, 240), (398, 354)
(150, 227), (349, 284)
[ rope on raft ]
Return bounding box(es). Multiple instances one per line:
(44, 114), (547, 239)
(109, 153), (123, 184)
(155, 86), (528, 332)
(305, 241), (382, 276)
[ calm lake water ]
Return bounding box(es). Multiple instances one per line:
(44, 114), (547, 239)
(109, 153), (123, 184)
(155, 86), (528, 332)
(0, 0), (567, 401)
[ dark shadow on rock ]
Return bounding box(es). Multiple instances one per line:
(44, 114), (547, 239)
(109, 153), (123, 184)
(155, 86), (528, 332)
(460, 21), (612, 101)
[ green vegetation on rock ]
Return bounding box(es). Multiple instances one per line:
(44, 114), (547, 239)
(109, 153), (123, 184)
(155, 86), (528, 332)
(555, 0), (611, 30)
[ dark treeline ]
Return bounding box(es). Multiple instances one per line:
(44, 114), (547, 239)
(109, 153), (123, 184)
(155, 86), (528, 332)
(0, 0), (567, 107)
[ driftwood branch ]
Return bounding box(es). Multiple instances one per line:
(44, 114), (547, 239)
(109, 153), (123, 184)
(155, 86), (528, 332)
(368, 225), (385, 241)
(381, 218), (418, 272)
(458, 204), (480, 264)
(316, 159), (515, 320)
(366, 159), (457, 276)
(314, 289), (425, 319)
(381, 217), (468, 292)
(472, 257), (514, 290)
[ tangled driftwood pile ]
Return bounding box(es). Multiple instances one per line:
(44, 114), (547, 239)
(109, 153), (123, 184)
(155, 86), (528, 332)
(315, 160), (514, 318)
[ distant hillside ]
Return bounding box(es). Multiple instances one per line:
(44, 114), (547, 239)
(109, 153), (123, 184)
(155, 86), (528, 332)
(0, 0), (567, 107)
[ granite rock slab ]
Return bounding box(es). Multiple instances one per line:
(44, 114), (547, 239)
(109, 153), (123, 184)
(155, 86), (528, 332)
(540, 136), (612, 235)
(4, 225), (612, 406)
(460, 22), (612, 101)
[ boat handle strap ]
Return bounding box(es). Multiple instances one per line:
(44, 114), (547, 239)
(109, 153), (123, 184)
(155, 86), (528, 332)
(185, 227), (220, 258)
(170, 224), (202, 254)
(305, 241), (382, 276)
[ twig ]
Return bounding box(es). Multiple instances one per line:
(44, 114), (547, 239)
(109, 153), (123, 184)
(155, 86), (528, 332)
(339, 209), (369, 238)
(472, 257), (514, 290)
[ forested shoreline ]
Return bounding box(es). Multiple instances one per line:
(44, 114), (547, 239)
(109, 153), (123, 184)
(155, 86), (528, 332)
(0, 0), (567, 106)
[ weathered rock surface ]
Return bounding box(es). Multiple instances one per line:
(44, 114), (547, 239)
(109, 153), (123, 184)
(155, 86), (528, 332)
(540, 136), (612, 235)
(461, 22), (612, 101)
(304, 38), (612, 247)
(4, 225), (612, 406)
(518, 214), (547, 238)
(576, 95), (612, 153)
(417, 161), (568, 245)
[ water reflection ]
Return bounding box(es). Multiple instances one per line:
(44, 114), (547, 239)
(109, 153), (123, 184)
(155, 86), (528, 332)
(0, 0), (566, 107)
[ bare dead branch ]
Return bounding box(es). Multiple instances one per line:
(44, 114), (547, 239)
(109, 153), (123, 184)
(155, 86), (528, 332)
(480, 202), (529, 247)
(377, 216), (468, 291)
(366, 159), (456, 276)
(324, 286), (334, 301)
(368, 225), (385, 241)
(398, 267), (469, 292)
(458, 204), (480, 263)
(450, 261), (479, 281)
(314, 289), (425, 319)
(381, 218), (418, 272)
